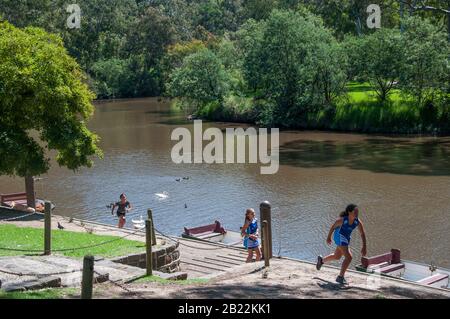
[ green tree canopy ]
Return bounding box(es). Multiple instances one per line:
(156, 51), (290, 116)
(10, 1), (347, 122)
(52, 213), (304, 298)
(0, 22), (102, 177)
(167, 49), (230, 110)
(361, 28), (404, 101)
(240, 10), (347, 127)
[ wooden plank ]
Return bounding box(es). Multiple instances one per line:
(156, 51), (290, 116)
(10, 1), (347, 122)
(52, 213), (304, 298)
(204, 256), (241, 266)
(192, 258), (234, 269)
(216, 255), (245, 263)
(181, 260), (226, 272)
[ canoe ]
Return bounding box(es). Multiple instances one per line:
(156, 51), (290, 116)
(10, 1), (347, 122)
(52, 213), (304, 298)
(356, 249), (450, 290)
(182, 220), (243, 247)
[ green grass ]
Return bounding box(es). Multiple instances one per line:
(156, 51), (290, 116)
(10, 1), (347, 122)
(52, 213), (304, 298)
(0, 224), (145, 258)
(133, 275), (209, 285)
(0, 288), (77, 299)
(328, 82), (422, 133)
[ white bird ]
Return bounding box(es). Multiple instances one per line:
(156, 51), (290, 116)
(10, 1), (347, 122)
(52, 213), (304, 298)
(132, 215), (145, 229)
(154, 191), (169, 200)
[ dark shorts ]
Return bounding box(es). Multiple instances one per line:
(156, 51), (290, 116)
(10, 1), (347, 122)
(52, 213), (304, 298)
(117, 212), (126, 218)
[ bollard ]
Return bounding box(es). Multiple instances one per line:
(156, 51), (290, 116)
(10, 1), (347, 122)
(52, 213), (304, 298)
(262, 220), (270, 267)
(260, 201), (272, 258)
(147, 209), (157, 245)
(146, 219), (153, 276)
(81, 255), (94, 299)
(44, 201), (52, 255)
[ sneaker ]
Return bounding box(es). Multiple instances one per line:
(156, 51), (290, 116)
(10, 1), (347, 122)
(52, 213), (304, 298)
(316, 255), (324, 270)
(336, 275), (347, 285)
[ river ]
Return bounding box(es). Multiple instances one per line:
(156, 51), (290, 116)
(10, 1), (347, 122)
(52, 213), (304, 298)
(1, 98), (450, 267)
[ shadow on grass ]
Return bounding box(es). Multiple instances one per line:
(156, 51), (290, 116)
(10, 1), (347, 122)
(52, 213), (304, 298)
(280, 138), (450, 176)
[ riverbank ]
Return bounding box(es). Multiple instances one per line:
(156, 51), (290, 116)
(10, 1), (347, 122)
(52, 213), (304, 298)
(184, 83), (450, 135)
(1, 216), (450, 299)
(3, 258), (450, 299)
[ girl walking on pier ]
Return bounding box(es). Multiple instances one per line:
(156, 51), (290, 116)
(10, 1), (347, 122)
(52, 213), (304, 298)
(242, 208), (262, 263)
(111, 193), (132, 228)
(316, 204), (367, 284)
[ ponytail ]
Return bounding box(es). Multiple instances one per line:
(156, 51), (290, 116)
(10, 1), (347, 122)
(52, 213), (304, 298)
(339, 211), (348, 217)
(339, 204), (357, 217)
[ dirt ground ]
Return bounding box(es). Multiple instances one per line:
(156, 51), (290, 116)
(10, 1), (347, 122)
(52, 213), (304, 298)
(86, 259), (450, 299)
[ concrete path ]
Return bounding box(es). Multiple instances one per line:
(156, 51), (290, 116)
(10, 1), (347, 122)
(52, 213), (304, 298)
(0, 255), (146, 292)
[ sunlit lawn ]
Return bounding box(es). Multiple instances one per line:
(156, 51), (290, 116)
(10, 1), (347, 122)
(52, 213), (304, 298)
(0, 224), (145, 258)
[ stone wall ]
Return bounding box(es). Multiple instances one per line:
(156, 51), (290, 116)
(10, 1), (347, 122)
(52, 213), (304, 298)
(111, 238), (181, 273)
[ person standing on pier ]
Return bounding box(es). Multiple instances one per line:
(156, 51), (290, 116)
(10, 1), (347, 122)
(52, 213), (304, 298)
(316, 204), (367, 285)
(241, 208), (262, 263)
(111, 193), (132, 228)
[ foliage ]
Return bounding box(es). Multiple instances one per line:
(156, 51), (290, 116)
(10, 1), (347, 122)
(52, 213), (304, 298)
(240, 10), (347, 127)
(360, 28), (404, 101)
(0, 22), (102, 177)
(399, 17), (450, 106)
(167, 49), (230, 111)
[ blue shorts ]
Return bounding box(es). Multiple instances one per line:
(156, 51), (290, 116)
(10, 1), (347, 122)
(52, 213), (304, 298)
(333, 229), (350, 247)
(244, 237), (260, 249)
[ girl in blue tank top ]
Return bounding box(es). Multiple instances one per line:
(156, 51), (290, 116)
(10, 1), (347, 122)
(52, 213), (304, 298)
(241, 208), (262, 263)
(316, 204), (367, 285)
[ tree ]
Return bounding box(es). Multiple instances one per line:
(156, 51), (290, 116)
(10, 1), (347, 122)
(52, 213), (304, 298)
(126, 6), (177, 96)
(167, 49), (230, 111)
(400, 17), (449, 106)
(240, 10), (346, 127)
(361, 28), (404, 101)
(0, 22), (102, 207)
(91, 58), (128, 99)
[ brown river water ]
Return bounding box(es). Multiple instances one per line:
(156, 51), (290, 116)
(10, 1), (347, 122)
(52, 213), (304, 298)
(1, 98), (450, 267)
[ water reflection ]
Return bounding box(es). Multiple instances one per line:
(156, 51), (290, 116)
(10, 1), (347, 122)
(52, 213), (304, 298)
(281, 138), (450, 176)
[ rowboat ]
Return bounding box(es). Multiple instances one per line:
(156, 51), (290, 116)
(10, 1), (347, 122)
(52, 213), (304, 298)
(182, 221), (243, 247)
(356, 249), (450, 290)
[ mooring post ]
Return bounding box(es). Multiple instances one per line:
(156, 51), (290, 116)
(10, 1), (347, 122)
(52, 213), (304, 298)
(146, 219), (153, 276)
(262, 220), (270, 267)
(44, 201), (52, 255)
(147, 209), (156, 245)
(260, 201), (272, 258)
(81, 255), (94, 299)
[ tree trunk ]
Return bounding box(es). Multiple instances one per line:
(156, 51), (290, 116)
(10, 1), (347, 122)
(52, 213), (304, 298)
(25, 176), (36, 209)
(447, 1), (450, 42)
(400, 0), (405, 32)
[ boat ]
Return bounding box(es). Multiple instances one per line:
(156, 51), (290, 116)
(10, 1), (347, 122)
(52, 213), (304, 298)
(182, 220), (243, 247)
(356, 249), (450, 290)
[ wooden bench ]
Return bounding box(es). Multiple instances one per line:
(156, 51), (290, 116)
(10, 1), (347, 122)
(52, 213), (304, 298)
(0, 192), (28, 207)
(417, 274), (449, 288)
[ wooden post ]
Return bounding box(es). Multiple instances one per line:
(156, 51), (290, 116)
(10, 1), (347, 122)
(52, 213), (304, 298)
(147, 209), (156, 245)
(44, 201), (52, 255)
(262, 221), (270, 267)
(81, 255), (94, 299)
(146, 219), (153, 276)
(260, 201), (272, 258)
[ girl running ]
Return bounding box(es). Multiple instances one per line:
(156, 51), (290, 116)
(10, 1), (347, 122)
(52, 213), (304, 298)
(316, 204), (367, 284)
(111, 193), (132, 228)
(241, 208), (262, 263)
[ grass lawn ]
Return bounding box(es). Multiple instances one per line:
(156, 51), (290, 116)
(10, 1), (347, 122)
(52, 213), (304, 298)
(330, 82), (420, 133)
(0, 288), (77, 299)
(132, 275), (209, 285)
(0, 224), (146, 258)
